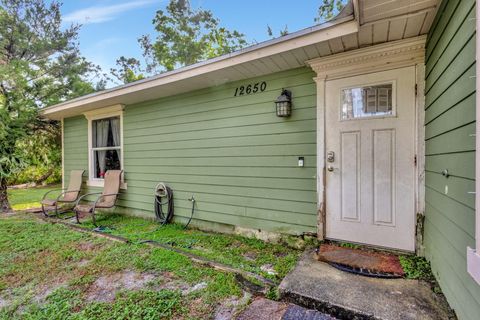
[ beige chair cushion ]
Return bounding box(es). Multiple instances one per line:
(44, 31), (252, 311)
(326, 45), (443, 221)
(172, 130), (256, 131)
(100, 170), (122, 207)
(63, 170), (85, 202)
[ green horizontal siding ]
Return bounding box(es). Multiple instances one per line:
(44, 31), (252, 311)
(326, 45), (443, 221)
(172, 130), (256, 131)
(63, 116), (88, 189)
(424, 0), (480, 319)
(62, 67), (317, 235)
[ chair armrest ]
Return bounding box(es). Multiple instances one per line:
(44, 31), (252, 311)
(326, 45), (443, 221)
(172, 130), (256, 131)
(42, 188), (66, 201)
(56, 190), (81, 202)
(95, 192), (120, 204)
(74, 192), (103, 207)
(94, 193), (120, 207)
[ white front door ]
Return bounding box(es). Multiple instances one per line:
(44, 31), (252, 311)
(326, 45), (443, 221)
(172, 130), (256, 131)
(325, 67), (416, 251)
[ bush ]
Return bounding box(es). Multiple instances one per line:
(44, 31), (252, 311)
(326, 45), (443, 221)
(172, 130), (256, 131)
(7, 165), (61, 186)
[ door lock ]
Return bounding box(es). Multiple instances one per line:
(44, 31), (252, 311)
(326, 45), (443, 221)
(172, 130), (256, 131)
(327, 165), (335, 172)
(327, 151), (335, 163)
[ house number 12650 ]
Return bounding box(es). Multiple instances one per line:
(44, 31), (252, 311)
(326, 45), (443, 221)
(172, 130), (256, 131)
(234, 81), (267, 97)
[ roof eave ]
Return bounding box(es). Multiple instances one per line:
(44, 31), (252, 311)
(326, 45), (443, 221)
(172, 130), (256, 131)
(41, 15), (358, 120)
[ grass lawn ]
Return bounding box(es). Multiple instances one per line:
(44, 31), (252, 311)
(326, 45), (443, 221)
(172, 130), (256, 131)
(7, 185), (61, 210)
(78, 214), (301, 283)
(0, 213), (246, 319)
(0, 188), (304, 319)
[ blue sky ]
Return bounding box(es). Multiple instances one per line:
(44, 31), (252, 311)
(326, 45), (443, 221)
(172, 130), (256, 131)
(59, 0), (325, 84)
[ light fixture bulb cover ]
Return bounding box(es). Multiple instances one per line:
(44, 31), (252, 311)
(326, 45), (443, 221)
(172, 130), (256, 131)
(275, 89), (292, 117)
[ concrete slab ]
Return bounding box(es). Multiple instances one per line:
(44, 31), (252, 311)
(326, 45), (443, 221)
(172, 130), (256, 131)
(279, 250), (453, 320)
(236, 297), (335, 320)
(282, 304), (336, 320)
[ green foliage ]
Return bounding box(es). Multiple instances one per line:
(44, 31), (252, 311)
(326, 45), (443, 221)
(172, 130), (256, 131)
(265, 286), (280, 301)
(0, 0), (104, 210)
(145, 0), (247, 71)
(9, 165), (61, 186)
(110, 56), (145, 84)
(399, 255), (435, 281)
(315, 0), (349, 23)
(113, 0), (247, 83)
(8, 119), (62, 185)
(267, 25), (289, 39)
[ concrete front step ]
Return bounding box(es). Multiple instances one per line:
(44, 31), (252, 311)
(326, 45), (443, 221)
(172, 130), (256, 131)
(236, 297), (335, 320)
(279, 250), (453, 320)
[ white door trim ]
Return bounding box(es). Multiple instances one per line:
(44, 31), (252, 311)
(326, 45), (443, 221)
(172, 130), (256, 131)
(306, 36), (426, 80)
(415, 63), (426, 254)
(308, 36), (426, 245)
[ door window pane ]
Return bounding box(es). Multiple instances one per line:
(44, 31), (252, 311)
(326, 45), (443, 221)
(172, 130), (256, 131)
(341, 84), (393, 120)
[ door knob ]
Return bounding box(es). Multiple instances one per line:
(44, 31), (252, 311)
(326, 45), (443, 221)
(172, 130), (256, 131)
(327, 166), (335, 172)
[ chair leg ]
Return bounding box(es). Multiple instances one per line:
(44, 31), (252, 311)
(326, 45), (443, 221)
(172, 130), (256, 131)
(91, 207), (97, 227)
(41, 203), (48, 217)
(75, 209), (81, 224)
(42, 203), (56, 218)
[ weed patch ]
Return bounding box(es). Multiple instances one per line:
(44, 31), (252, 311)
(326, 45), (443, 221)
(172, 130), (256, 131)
(399, 255), (435, 282)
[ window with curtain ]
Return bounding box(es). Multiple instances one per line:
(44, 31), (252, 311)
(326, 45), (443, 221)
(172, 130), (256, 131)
(91, 116), (121, 179)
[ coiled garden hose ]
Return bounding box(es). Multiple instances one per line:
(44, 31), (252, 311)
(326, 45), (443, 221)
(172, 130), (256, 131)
(154, 183), (174, 225)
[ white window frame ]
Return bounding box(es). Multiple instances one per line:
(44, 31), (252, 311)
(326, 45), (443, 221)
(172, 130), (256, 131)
(84, 104), (127, 189)
(467, 1), (480, 285)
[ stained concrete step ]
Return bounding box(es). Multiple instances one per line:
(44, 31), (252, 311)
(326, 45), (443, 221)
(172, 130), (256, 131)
(279, 250), (453, 320)
(236, 297), (335, 320)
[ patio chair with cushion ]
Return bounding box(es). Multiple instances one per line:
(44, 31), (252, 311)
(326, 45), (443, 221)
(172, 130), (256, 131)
(41, 170), (85, 218)
(74, 170), (123, 226)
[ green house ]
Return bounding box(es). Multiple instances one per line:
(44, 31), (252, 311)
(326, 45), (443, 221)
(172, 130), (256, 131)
(42, 1), (480, 318)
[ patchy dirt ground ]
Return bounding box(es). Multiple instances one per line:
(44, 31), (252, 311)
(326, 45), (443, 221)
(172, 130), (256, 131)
(85, 270), (157, 302)
(0, 214), (256, 319)
(214, 292), (252, 320)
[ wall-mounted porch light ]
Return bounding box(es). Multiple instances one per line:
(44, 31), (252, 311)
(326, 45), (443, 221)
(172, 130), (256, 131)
(275, 89), (292, 117)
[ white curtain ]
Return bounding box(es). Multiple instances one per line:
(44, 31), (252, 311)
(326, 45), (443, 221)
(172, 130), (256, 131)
(96, 119), (110, 176)
(110, 117), (121, 164)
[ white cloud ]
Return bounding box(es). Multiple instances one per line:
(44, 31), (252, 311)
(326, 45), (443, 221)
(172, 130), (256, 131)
(63, 0), (157, 25)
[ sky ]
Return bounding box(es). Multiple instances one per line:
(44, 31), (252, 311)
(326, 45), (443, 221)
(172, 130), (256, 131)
(58, 0), (326, 86)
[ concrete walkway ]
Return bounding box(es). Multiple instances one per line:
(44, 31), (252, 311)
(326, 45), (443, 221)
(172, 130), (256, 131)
(279, 250), (453, 320)
(236, 297), (335, 320)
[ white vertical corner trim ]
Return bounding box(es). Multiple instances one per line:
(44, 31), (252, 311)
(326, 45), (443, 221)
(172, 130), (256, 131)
(83, 104), (127, 189)
(415, 63), (426, 215)
(467, 0), (480, 285)
(61, 118), (65, 190)
(314, 76), (327, 240)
